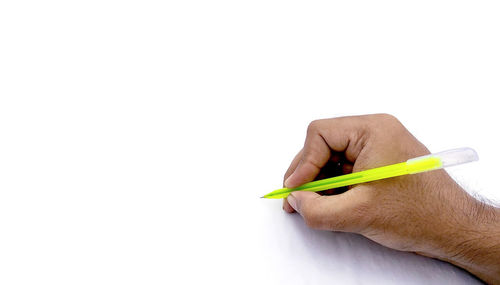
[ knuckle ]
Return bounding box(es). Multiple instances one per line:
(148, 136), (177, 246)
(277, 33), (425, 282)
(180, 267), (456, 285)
(378, 113), (400, 123)
(365, 114), (404, 135)
(306, 120), (321, 134)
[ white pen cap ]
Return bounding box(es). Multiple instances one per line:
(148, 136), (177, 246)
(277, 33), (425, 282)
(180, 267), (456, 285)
(407, 147), (478, 168)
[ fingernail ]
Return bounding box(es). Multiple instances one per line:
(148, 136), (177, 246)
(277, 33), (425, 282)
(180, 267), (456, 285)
(284, 173), (295, 188)
(287, 194), (298, 212)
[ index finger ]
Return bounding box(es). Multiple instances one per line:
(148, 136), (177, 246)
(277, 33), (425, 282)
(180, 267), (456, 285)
(284, 117), (368, 188)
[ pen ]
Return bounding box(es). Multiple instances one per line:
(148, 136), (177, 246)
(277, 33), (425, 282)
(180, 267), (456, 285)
(261, 147), (478, 199)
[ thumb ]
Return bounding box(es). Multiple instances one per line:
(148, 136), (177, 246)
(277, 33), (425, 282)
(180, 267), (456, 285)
(286, 189), (366, 232)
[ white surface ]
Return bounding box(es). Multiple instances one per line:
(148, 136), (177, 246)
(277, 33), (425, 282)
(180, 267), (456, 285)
(1, 1), (499, 284)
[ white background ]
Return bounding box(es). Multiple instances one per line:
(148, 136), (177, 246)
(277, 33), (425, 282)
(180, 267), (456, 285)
(1, 1), (499, 284)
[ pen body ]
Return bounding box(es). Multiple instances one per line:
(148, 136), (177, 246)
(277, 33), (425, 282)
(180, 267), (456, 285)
(264, 157), (443, 199)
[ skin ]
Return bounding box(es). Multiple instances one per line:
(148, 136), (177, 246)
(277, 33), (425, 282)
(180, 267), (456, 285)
(282, 114), (500, 284)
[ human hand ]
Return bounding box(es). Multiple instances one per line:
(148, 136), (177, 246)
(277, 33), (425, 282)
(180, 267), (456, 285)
(282, 114), (500, 284)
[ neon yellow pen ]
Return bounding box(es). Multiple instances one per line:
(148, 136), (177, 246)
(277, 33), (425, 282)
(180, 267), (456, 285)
(262, 148), (478, 199)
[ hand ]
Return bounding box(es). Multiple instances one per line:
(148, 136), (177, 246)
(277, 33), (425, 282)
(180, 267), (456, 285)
(282, 114), (500, 284)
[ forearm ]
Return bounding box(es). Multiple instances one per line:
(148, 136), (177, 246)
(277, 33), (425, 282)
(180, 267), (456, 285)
(431, 196), (500, 284)
(449, 205), (500, 284)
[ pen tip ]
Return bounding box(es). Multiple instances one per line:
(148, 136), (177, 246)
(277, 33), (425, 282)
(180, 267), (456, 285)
(260, 196), (265, 198)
